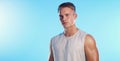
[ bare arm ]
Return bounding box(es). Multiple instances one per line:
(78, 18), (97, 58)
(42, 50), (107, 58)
(49, 42), (54, 61)
(84, 34), (99, 61)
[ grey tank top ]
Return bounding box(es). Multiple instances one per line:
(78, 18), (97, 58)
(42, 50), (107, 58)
(51, 30), (87, 61)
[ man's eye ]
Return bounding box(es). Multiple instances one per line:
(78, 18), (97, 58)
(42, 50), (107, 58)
(65, 14), (69, 16)
(59, 15), (63, 18)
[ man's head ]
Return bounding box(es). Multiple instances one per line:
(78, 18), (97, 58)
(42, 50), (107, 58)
(58, 2), (76, 12)
(58, 2), (77, 29)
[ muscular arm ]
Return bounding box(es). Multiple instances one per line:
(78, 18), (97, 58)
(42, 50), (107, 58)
(49, 42), (54, 61)
(84, 34), (99, 61)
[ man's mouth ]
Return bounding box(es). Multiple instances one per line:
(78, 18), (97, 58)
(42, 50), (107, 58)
(62, 22), (67, 24)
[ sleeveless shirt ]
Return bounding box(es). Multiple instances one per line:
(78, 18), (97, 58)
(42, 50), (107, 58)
(51, 30), (87, 61)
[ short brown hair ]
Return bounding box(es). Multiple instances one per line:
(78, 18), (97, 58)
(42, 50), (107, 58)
(58, 2), (76, 12)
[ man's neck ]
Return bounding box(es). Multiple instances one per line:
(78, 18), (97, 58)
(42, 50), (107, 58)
(64, 25), (79, 37)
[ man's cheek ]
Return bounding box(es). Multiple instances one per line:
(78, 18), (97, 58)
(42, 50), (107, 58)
(72, 19), (76, 25)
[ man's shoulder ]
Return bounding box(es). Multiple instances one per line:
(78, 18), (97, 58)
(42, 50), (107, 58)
(51, 32), (63, 41)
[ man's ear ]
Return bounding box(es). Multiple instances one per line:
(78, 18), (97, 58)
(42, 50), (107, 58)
(74, 13), (77, 19)
(73, 13), (77, 24)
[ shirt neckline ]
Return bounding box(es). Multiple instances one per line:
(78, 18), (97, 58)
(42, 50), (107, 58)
(63, 30), (80, 39)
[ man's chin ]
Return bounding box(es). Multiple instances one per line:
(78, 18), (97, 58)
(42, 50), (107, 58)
(63, 24), (75, 29)
(63, 26), (71, 29)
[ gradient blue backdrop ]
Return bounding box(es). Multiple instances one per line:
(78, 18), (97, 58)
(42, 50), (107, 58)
(0, 0), (120, 61)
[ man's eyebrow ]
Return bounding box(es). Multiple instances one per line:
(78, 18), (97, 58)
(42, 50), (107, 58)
(59, 15), (62, 16)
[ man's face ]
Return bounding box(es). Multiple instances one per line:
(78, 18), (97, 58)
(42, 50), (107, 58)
(59, 7), (77, 28)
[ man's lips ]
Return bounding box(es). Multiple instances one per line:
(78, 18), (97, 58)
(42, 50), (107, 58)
(62, 22), (67, 24)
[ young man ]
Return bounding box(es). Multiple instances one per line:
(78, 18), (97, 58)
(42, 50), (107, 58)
(49, 2), (99, 61)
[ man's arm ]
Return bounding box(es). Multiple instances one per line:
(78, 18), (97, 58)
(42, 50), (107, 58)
(84, 34), (99, 61)
(49, 42), (54, 61)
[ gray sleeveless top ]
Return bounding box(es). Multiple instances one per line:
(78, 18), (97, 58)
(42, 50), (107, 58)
(51, 30), (87, 61)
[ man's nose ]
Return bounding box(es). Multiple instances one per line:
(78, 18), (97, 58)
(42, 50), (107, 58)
(62, 16), (66, 21)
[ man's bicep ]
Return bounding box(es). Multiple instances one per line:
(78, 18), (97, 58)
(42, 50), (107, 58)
(84, 34), (99, 61)
(49, 41), (54, 61)
(49, 50), (54, 61)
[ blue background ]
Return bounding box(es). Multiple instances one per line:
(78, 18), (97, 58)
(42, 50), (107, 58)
(0, 0), (120, 61)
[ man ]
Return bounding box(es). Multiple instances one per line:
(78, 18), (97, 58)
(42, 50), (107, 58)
(49, 2), (99, 61)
